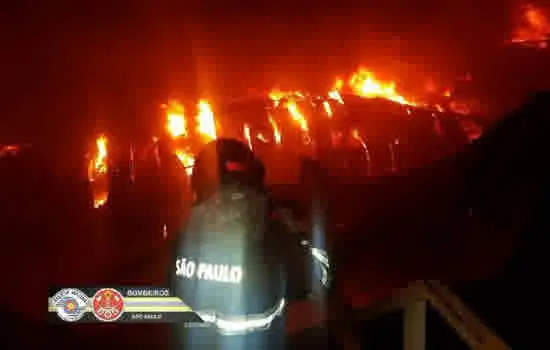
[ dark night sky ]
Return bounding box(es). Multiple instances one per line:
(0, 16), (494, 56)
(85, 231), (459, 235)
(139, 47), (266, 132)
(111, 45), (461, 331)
(0, 0), (527, 146)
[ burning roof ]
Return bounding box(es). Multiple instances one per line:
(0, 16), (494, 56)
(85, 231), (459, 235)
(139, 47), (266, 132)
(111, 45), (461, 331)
(83, 63), (486, 210)
(157, 66), (470, 154)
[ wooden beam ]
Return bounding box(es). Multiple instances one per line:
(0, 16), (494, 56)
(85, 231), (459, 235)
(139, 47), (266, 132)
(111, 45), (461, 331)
(404, 299), (427, 350)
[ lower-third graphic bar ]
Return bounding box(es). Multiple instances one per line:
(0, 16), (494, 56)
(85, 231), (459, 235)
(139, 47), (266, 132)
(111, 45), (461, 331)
(48, 296), (205, 323)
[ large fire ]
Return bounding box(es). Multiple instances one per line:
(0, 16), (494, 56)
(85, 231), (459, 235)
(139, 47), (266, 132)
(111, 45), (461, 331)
(78, 60), (485, 210)
(148, 66), (474, 177)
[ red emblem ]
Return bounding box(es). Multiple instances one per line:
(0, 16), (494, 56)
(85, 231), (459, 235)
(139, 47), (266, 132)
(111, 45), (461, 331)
(92, 288), (125, 322)
(225, 161), (247, 172)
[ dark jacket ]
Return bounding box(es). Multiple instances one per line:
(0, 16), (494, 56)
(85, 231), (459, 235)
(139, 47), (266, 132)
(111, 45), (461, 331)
(168, 186), (326, 350)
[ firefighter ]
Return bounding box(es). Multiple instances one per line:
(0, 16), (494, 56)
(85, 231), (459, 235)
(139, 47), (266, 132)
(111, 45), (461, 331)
(169, 138), (330, 350)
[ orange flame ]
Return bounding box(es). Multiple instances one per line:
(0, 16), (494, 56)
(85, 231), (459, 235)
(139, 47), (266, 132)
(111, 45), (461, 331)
(322, 101), (333, 117)
(268, 115), (282, 145)
(328, 90), (344, 104)
(175, 149), (195, 176)
(328, 79), (345, 104)
(349, 69), (416, 105)
(197, 99), (217, 141)
(351, 129), (372, 175)
(351, 129), (368, 155)
(243, 124), (253, 150)
(285, 100), (308, 132)
(165, 100), (187, 138)
(94, 136), (108, 176)
(161, 100), (196, 173)
(93, 198), (107, 209)
(268, 89), (305, 107)
(88, 135), (109, 208)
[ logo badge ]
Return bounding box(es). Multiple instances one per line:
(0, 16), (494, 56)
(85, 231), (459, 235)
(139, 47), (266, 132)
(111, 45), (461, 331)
(91, 288), (125, 322)
(51, 288), (89, 322)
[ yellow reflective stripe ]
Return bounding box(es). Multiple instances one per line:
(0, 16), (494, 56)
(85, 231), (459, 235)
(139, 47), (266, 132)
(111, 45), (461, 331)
(124, 305), (191, 312)
(197, 298), (286, 335)
(124, 297), (183, 303)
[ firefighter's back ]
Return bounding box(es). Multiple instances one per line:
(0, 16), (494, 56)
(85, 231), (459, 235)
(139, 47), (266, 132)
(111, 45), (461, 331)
(170, 185), (286, 350)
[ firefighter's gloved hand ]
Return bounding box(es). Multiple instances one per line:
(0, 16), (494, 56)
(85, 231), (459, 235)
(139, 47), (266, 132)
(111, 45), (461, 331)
(300, 239), (331, 290)
(311, 247), (331, 289)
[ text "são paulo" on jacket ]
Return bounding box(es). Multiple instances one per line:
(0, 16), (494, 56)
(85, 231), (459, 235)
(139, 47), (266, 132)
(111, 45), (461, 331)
(175, 257), (243, 284)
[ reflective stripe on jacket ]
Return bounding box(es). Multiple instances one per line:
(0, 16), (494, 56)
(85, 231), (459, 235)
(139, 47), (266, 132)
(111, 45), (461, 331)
(196, 297), (286, 336)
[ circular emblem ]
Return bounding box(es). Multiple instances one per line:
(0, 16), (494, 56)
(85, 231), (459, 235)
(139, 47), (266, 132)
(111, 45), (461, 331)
(91, 288), (125, 322)
(51, 288), (89, 322)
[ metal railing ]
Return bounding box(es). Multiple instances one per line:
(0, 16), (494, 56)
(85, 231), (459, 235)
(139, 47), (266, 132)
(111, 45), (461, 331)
(351, 280), (510, 350)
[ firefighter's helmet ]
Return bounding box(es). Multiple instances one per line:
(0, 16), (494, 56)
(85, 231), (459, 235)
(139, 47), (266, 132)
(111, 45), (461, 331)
(191, 138), (265, 202)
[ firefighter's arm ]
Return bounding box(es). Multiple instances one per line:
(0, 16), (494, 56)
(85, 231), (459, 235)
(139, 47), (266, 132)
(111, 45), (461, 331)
(279, 209), (331, 292)
(301, 239), (331, 299)
(277, 227), (330, 300)
(273, 219), (312, 300)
